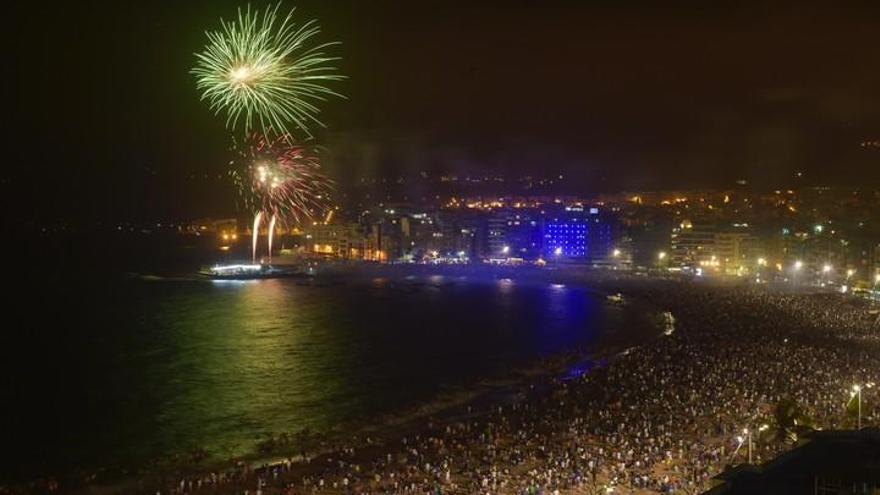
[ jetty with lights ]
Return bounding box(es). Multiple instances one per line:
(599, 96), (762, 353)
(204, 263), (313, 280)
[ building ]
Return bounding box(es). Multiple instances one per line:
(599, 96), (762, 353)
(715, 225), (761, 275)
(184, 217), (238, 236)
(671, 221), (761, 275)
(706, 429), (880, 494)
(485, 211), (510, 259)
(670, 220), (717, 269)
(542, 206), (613, 262)
(305, 222), (366, 258)
(506, 214), (543, 260)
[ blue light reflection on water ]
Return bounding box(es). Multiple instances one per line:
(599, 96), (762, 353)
(1, 275), (637, 479)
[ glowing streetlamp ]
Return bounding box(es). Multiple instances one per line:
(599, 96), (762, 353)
(847, 269), (855, 279)
(822, 264), (832, 274)
(793, 260), (803, 271)
(850, 383), (875, 429)
(501, 245), (510, 255)
(612, 248), (621, 258)
(738, 425), (768, 464)
(757, 257), (767, 267)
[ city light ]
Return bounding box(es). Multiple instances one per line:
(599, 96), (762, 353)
(736, 424), (769, 464)
(21, 5), (880, 492)
(849, 382), (875, 429)
(210, 264), (262, 275)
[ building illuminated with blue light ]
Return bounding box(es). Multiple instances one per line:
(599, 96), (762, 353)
(543, 207), (613, 261)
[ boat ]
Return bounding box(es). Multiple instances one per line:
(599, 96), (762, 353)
(202, 263), (314, 280)
(606, 293), (625, 304)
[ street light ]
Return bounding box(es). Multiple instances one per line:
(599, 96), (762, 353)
(740, 425), (768, 464)
(850, 382), (875, 429)
(612, 248), (621, 258)
(822, 264), (832, 274)
(658, 251), (667, 260)
(793, 260), (803, 271)
(847, 269), (855, 279)
(502, 245), (510, 255)
(736, 424), (768, 464)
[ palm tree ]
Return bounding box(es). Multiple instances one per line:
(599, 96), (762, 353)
(772, 398), (816, 444)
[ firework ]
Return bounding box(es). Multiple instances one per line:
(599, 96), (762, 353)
(192, 3), (344, 138)
(233, 133), (333, 226)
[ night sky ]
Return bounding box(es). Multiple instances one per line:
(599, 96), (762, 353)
(6, 1), (880, 222)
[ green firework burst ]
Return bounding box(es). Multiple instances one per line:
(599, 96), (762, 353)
(192, 3), (344, 138)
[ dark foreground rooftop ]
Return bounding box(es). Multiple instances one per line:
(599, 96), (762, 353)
(706, 428), (880, 494)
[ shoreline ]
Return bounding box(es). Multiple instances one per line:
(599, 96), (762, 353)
(32, 269), (665, 494)
(14, 270), (878, 494)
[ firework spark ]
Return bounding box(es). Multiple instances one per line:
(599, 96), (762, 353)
(192, 3), (344, 138)
(233, 133), (333, 227)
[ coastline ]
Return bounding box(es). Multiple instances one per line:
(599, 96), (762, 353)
(20, 268), (878, 494)
(46, 267), (667, 495)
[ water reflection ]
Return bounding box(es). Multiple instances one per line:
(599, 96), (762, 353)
(4, 274), (633, 478)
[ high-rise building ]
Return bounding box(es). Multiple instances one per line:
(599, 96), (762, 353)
(542, 207), (613, 261)
(715, 226), (760, 275)
(485, 211), (509, 259)
(670, 220), (717, 269)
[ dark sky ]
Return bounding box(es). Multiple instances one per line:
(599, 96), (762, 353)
(6, 1), (880, 222)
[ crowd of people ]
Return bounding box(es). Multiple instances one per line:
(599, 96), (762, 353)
(15, 278), (880, 494)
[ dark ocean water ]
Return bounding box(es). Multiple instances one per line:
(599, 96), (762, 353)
(1, 260), (648, 482)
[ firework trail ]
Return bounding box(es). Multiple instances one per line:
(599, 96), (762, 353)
(233, 134), (333, 261)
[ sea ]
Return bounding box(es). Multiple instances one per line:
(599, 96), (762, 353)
(1, 233), (654, 483)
